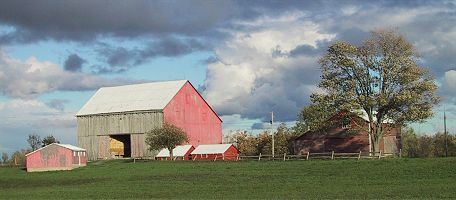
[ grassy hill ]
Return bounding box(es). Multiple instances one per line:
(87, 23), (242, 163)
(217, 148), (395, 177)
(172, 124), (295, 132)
(1, 158), (455, 199)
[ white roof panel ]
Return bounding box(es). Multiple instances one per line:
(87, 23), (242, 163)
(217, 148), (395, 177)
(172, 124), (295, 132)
(56, 144), (86, 151)
(156, 145), (194, 157)
(26, 143), (86, 156)
(76, 80), (187, 116)
(191, 144), (234, 154)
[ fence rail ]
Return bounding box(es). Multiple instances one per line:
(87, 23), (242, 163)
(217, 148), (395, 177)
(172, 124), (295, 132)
(238, 150), (400, 161)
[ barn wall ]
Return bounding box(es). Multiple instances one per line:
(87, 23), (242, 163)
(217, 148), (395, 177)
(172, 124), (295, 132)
(163, 82), (222, 146)
(192, 146), (239, 161)
(77, 111), (163, 160)
(26, 144), (74, 172)
(294, 128), (401, 154)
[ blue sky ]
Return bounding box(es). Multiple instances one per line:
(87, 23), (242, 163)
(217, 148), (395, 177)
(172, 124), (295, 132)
(1, 0), (456, 154)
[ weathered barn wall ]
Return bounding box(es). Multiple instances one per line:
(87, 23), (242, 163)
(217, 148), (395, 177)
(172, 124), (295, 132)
(26, 144), (87, 172)
(163, 82), (222, 146)
(77, 111), (163, 160)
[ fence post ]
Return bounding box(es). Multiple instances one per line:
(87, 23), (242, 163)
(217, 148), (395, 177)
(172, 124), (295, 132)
(283, 153), (286, 161)
(378, 150), (382, 159)
(258, 153), (262, 161)
(358, 151), (361, 160)
(331, 151), (334, 160)
(306, 152), (310, 160)
(399, 149), (402, 158)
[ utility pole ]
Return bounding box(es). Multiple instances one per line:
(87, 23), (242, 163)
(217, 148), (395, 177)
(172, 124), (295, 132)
(270, 111), (274, 158)
(444, 106), (448, 157)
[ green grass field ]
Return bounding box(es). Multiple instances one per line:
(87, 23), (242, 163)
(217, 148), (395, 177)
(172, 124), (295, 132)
(0, 158), (455, 199)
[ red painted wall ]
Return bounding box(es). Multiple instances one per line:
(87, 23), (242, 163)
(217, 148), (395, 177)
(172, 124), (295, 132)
(164, 81), (222, 146)
(192, 145), (239, 161)
(26, 144), (87, 171)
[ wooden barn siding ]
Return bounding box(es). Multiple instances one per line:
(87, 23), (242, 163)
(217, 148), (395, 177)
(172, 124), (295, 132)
(77, 111), (163, 160)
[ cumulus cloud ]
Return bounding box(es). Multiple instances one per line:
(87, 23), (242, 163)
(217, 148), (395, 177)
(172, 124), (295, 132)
(202, 12), (334, 122)
(0, 50), (139, 98)
(0, 99), (77, 153)
(441, 70), (456, 103)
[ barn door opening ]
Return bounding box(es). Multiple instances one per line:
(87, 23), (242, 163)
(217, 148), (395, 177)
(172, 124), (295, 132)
(109, 134), (131, 158)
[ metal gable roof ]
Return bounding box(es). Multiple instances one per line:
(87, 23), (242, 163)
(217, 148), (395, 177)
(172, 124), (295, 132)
(190, 144), (235, 154)
(25, 143), (86, 156)
(155, 145), (194, 157)
(76, 80), (187, 116)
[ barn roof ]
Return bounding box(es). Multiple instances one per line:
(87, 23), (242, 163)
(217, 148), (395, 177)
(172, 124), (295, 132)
(25, 143), (86, 156)
(76, 80), (187, 116)
(156, 145), (194, 157)
(191, 144), (236, 154)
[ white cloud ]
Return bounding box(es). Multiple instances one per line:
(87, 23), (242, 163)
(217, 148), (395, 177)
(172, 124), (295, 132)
(0, 50), (136, 98)
(203, 12), (335, 123)
(0, 99), (77, 154)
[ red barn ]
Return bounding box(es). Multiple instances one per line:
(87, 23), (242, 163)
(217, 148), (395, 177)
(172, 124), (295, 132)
(25, 143), (87, 172)
(77, 80), (222, 160)
(293, 111), (401, 155)
(191, 144), (239, 161)
(155, 145), (195, 160)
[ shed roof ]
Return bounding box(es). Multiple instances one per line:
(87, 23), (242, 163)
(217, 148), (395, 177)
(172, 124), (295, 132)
(76, 80), (187, 116)
(156, 145), (194, 157)
(25, 143), (86, 156)
(191, 144), (235, 154)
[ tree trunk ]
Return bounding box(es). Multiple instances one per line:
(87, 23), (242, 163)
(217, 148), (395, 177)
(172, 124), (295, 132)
(371, 136), (381, 156)
(169, 148), (174, 161)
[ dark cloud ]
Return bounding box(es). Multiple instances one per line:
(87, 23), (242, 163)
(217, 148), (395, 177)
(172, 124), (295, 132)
(64, 54), (86, 72)
(251, 122), (270, 130)
(0, 0), (239, 44)
(94, 37), (210, 73)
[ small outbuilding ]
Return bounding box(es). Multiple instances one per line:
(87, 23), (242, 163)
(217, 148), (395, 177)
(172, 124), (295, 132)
(155, 145), (195, 160)
(191, 144), (239, 161)
(25, 143), (87, 172)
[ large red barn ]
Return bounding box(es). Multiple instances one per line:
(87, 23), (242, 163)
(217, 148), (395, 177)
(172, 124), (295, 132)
(25, 143), (87, 172)
(77, 80), (222, 160)
(191, 144), (239, 161)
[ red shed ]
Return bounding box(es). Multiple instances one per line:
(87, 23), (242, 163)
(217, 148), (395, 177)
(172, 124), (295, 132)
(77, 80), (223, 160)
(155, 145), (195, 160)
(191, 144), (239, 161)
(25, 143), (87, 172)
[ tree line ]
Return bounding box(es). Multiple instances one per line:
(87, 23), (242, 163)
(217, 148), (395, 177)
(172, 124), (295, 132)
(402, 128), (456, 157)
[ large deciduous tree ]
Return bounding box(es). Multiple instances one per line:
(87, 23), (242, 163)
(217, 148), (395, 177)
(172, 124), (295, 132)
(312, 29), (439, 154)
(145, 123), (189, 160)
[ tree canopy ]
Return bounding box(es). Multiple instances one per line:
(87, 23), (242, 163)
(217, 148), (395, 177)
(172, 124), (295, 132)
(42, 135), (59, 147)
(304, 29), (439, 153)
(145, 123), (189, 160)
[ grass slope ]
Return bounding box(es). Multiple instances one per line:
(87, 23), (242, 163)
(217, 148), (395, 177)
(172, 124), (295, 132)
(0, 158), (455, 199)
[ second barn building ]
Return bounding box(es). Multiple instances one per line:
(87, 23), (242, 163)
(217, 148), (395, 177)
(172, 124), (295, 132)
(77, 80), (222, 160)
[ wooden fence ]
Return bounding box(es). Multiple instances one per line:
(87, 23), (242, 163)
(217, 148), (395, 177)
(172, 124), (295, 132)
(238, 150), (401, 161)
